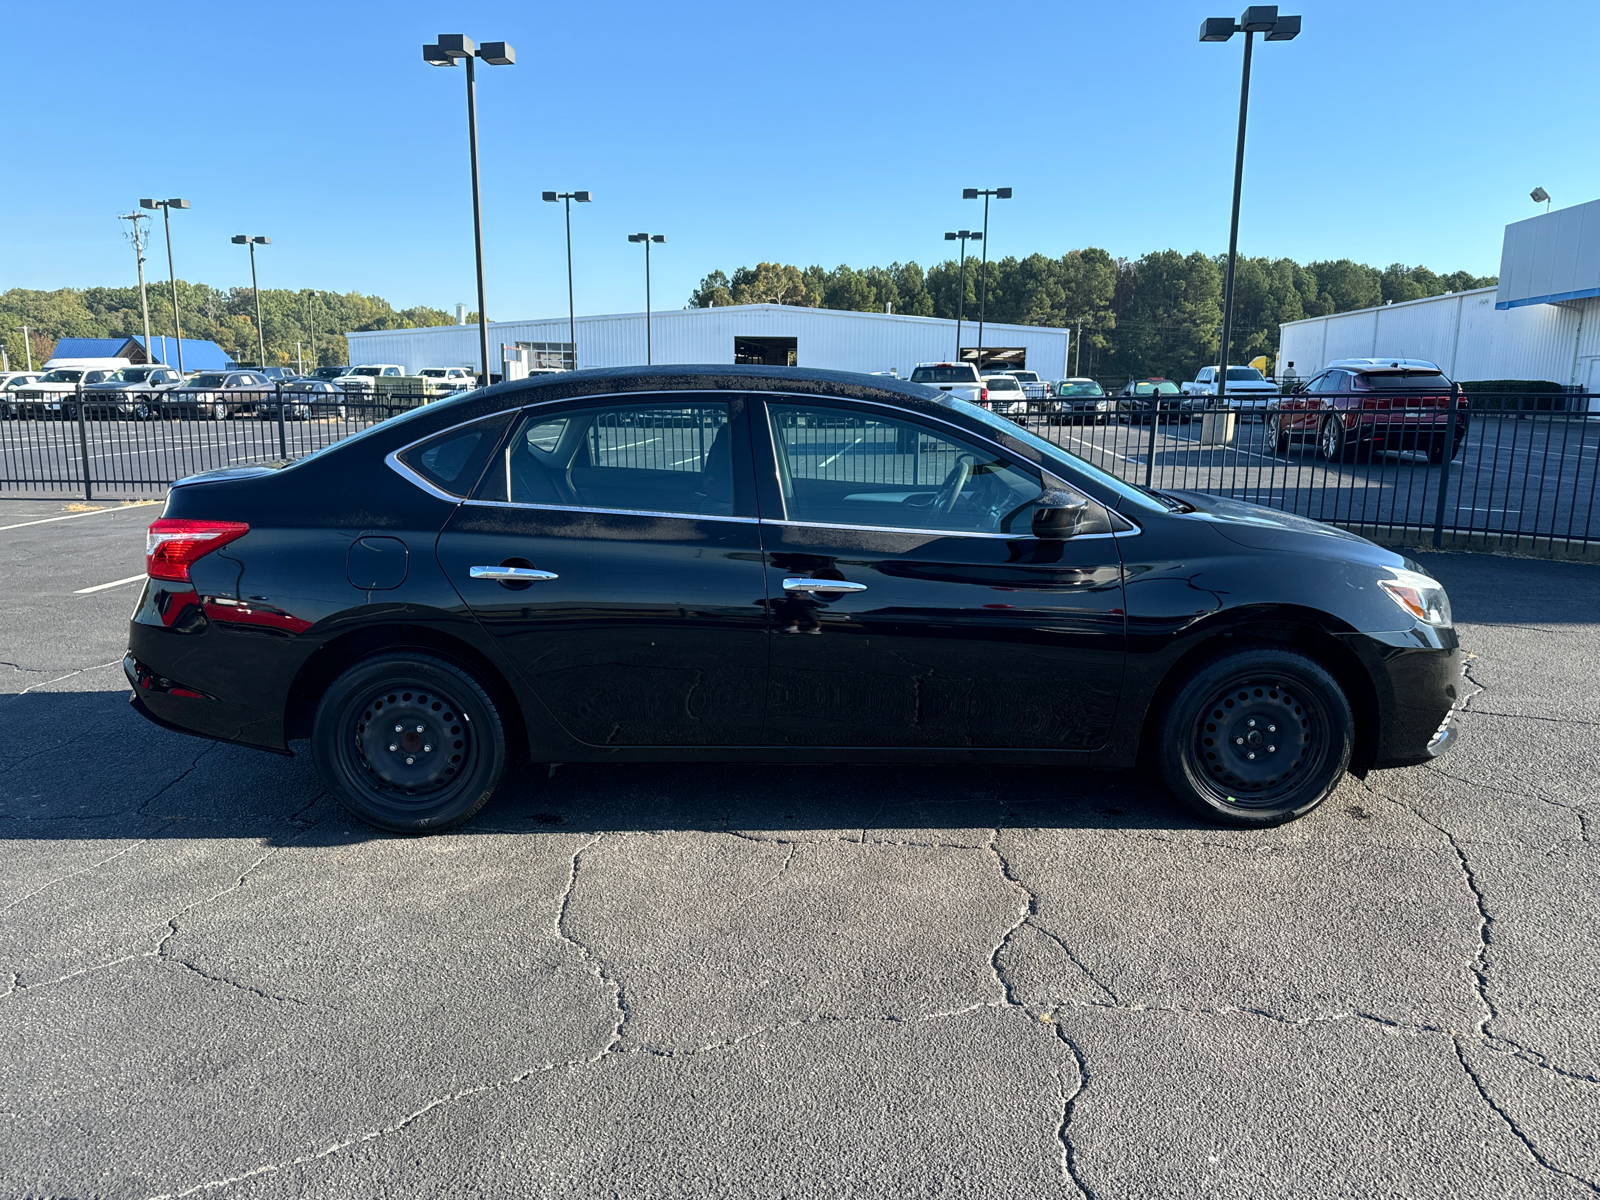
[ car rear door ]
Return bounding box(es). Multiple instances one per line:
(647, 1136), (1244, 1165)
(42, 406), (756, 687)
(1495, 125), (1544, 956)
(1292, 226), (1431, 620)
(753, 396), (1127, 750)
(434, 393), (770, 746)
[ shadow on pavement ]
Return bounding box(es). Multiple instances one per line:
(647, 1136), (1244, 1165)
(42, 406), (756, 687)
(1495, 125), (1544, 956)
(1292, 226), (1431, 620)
(1409, 550), (1598, 625)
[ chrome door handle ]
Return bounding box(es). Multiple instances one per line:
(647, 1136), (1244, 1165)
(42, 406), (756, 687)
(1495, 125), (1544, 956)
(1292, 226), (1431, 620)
(469, 566), (559, 582)
(782, 577), (867, 593)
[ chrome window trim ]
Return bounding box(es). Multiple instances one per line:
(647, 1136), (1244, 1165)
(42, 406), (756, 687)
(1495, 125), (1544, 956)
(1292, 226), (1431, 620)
(463, 498), (758, 525)
(760, 517), (1120, 542)
(385, 448), (465, 503)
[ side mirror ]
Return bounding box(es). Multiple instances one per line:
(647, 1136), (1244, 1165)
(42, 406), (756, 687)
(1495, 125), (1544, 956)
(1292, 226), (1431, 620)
(1032, 490), (1088, 539)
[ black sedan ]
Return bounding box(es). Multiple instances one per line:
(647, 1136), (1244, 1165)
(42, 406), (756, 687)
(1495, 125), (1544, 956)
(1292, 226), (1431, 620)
(126, 366), (1461, 833)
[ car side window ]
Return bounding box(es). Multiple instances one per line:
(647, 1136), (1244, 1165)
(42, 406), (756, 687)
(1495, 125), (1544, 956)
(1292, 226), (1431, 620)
(396, 413), (513, 499)
(766, 402), (1041, 535)
(479, 400), (735, 518)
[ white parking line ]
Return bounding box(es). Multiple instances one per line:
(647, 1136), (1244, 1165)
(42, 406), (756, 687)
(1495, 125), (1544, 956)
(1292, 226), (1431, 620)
(0, 504), (154, 533)
(73, 574), (147, 594)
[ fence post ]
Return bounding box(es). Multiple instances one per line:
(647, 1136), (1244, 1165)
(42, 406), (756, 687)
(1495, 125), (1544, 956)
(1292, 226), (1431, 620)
(1144, 397), (1159, 489)
(1431, 385), (1461, 549)
(75, 385), (93, 501)
(275, 381), (288, 459)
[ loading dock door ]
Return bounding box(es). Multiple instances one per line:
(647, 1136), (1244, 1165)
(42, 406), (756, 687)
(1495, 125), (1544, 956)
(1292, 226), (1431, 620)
(961, 347), (1026, 370)
(736, 336), (797, 366)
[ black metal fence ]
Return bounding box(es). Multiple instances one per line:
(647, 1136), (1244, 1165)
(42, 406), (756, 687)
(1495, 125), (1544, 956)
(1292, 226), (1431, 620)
(2, 384), (1596, 556)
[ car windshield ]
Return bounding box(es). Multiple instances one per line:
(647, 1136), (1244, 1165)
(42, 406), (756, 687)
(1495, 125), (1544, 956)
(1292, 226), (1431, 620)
(1226, 367), (1264, 381)
(312, 367), (346, 379)
(419, 369), (447, 378)
(1133, 382), (1179, 395)
(1058, 382), (1103, 397)
(1362, 372), (1451, 390)
(939, 396), (1167, 514)
(40, 370), (84, 383)
(190, 374), (228, 388)
(352, 367), (384, 376)
(1011, 372), (1040, 383)
(910, 366), (977, 384)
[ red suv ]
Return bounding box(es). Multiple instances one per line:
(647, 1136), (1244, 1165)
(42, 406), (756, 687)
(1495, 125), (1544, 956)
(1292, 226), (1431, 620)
(1268, 359), (1467, 464)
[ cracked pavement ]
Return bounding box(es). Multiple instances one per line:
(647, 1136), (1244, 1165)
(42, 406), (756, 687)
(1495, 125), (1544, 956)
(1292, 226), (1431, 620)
(3, 497), (1598, 1198)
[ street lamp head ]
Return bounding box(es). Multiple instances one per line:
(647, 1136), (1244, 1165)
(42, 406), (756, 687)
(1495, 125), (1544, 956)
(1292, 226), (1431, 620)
(574, 191), (592, 202)
(139, 198), (156, 209)
(996, 187), (1012, 199)
(628, 234), (646, 243)
(255, 237), (270, 245)
(1199, 16), (1236, 40)
(962, 188), (979, 199)
(1531, 186), (1551, 204)
(422, 43), (454, 66)
(1263, 13), (1300, 39)
(945, 232), (957, 240)
(1239, 5), (1278, 32)
(651, 235), (664, 244)
(971, 232), (982, 240)
(542, 191), (559, 202)
(478, 41), (515, 65)
(231, 235), (248, 244)
(168, 199), (189, 209)
(436, 34), (476, 59)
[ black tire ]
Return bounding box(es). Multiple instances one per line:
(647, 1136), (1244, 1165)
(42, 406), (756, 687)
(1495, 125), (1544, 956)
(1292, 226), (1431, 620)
(311, 651), (506, 833)
(1155, 646), (1353, 827)
(1266, 412), (1290, 455)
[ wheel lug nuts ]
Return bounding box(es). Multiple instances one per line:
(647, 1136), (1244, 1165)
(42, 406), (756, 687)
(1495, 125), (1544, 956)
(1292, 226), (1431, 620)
(405, 756), (414, 765)
(1268, 724), (1276, 732)
(1267, 745), (1276, 753)
(1235, 737), (1244, 745)
(423, 744), (432, 752)
(389, 744), (397, 752)
(1247, 718), (1256, 727)
(393, 724), (402, 732)
(1247, 752), (1256, 760)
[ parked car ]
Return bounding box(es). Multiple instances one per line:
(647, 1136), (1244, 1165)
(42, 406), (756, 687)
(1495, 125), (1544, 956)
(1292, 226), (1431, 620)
(126, 365), (1461, 835)
(334, 365), (407, 393)
(0, 371), (43, 419)
(1116, 378), (1185, 424)
(994, 368), (1050, 400)
(1051, 378), (1111, 424)
(981, 372), (1030, 417)
(258, 378), (348, 421)
(14, 366), (121, 419)
(75, 364), (186, 420)
(235, 366), (298, 383)
(909, 362), (989, 407)
(1268, 359), (1468, 464)
(418, 367), (476, 394)
(160, 370), (275, 420)
(306, 366), (351, 382)
(1182, 365), (1280, 419)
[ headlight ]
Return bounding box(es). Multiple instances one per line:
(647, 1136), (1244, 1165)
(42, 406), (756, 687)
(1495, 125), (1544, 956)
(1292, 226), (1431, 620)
(1379, 569), (1452, 628)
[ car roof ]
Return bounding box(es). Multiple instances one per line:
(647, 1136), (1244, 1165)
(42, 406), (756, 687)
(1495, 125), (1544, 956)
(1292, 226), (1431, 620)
(1326, 358), (1442, 373)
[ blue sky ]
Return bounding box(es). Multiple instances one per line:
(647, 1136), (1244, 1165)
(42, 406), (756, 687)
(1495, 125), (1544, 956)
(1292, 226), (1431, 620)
(8, 0), (1596, 321)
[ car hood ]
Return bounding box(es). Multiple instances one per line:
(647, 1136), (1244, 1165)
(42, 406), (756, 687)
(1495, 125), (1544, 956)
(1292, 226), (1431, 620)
(1162, 490), (1406, 564)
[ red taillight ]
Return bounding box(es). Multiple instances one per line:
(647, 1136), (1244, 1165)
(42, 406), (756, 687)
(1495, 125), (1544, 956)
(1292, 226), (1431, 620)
(979, 387), (989, 404)
(146, 519), (250, 582)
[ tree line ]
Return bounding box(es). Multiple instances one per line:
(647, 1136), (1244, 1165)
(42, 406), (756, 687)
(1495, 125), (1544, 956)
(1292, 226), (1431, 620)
(0, 284), (469, 370)
(689, 252), (1496, 381)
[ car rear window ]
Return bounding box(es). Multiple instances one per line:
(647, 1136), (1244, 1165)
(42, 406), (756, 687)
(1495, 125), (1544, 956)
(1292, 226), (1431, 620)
(987, 376), (1023, 391)
(1360, 372), (1451, 390)
(1057, 382), (1103, 397)
(911, 366), (977, 384)
(1225, 368), (1264, 381)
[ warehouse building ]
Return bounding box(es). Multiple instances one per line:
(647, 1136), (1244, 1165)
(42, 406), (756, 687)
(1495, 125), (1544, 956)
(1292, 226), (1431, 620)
(1279, 197), (1600, 395)
(346, 303), (1071, 382)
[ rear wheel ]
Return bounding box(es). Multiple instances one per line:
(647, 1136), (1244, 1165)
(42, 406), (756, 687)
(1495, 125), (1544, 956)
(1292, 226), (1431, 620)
(1155, 646), (1353, 827)
(311, 652), (506, 833)
(210, 401), (228, 420)
(1319, 415), (1354, 462)
(1266, 412), (1290, 455)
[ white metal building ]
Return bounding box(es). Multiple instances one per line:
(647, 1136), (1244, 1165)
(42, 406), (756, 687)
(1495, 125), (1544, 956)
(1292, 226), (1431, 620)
(1279, 198), (1600, 392)
(345, 303), (1071, 383)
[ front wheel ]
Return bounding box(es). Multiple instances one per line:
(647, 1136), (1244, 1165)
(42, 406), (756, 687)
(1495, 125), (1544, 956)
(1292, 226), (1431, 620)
(311, 652), (507, 833)
(1155, 646), (1353, 827)
(210, 402), (228, 420)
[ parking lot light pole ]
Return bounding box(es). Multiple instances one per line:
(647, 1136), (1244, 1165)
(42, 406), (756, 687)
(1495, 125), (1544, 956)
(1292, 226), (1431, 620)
(943, 230), (981, 361)
(1200, 5), (1300, 405)
(140, 198), (190, 373)
(543, 190), (592, 369)
(628, 234), (665, 365)
(425, 35), (516, 385)
(962, 188), (1011, 370)
(231, 236), (271, 369)
(118, 212), (157, 365)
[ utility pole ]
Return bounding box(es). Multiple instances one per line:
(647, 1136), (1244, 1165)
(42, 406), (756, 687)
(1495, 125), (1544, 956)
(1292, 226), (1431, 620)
(21, 325), (32, 370)
(296, 341), (304, 374)
(118, 212), (156, 363)
(305, 291), (318, 368)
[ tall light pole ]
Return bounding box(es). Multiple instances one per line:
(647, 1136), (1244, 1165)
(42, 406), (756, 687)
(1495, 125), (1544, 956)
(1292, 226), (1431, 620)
(943, 230), (982, 361)
(628, 233), (665, 365)
(140, 198), (191, 373)
(1200, 6), (1300, 405)
(231, 236), (271, 368)
(424, 34), (516, 385)
(962, 187), (1011, 370)
(118, 212), (156, 364)
(542, 190), (592, 369)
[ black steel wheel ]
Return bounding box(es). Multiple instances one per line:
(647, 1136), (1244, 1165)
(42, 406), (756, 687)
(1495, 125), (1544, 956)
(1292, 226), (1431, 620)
(1156, 646), (1353, 827)
(311, 651), (506, 833)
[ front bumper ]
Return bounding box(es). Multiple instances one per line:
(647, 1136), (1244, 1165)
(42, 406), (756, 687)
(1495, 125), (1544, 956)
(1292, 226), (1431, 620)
(1339, 628), (1463, 769)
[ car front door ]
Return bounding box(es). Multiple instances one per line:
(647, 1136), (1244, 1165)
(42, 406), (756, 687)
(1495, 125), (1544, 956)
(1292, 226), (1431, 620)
(435, 393), (770, 746)
(754, 397), (1127, 750)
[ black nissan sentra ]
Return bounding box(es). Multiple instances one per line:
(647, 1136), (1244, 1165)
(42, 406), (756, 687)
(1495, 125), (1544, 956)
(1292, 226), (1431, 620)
(126, 366), (1461, 833)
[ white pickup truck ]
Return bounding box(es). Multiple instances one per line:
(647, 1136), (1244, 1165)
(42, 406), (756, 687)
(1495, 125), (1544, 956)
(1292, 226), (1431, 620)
(909, 362), (989, 408)
(333, 364), (407, 393)
(1181, 365), (1280, 417)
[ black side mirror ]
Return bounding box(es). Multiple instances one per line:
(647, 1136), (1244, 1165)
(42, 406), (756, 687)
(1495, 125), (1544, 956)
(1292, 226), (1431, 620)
(1032, 490), (1088, 539)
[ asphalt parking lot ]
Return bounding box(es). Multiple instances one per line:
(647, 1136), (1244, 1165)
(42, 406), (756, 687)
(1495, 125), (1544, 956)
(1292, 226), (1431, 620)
(3, 497), (1598, 1198)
